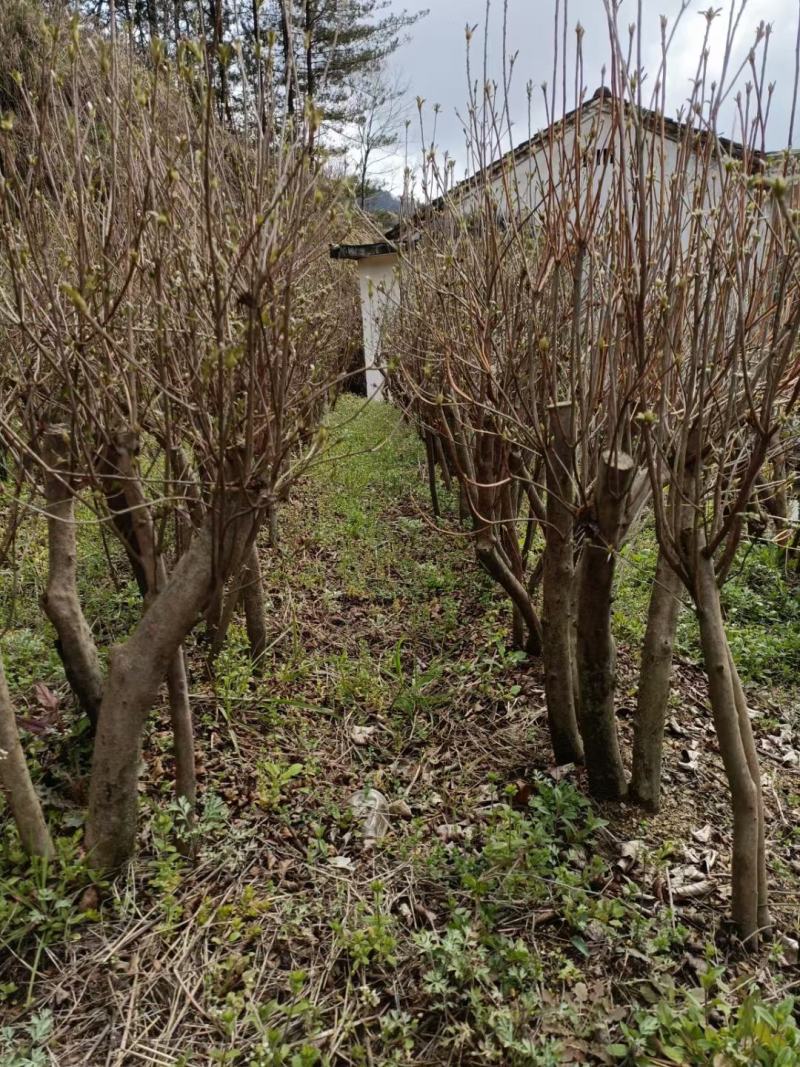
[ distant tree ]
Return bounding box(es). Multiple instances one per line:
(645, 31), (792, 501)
(80, 0), (424, 138)
(81, 0), (199, 45)
(272, 0), (425, 133)
(347, 64), (408, 208)
(80, 0), (237, 116)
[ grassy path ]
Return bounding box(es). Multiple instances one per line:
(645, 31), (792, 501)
(1, 396), (799, 1065)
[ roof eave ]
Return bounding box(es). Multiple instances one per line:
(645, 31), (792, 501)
(329, 240), (398, 260)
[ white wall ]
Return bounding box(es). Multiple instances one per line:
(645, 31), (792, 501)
(463, 100), (710, 232)
(356, 253), (399, 401)
(352, 99), (734, 394)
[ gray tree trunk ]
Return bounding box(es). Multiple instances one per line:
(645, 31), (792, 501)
(576, 450), (636, 800)
(40, 433), (103, 729)
(242, 541), (268, 667)
(0, 651), (54, 859)
(86, 526), (216, 869)
(629, 547), (683, 811)
(695, 551), (764, 944)
(102, 436), (196, 815)
(542, 403), (583, 764)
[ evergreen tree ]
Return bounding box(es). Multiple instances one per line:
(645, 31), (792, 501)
(79, 0), (425, 135)
(273, 0), (425, 131)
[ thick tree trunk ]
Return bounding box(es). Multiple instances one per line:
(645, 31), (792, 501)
(167, 646), (196, 816)
(210, 575), (241, 660)
(304, 0), (315, 109)
(209, 539), (267, 664)
(242, 541), (268, 666)
(576, 450), (636, 800)
(434, 436), (452, 491)
(251, 0), (265, 130)
(279, 0), (295, 116)
(102, 437), (196, 814)
(267, 503), (279, 548)
(204, 583), (224, 645)
(424, 432), (440, 518)
(85, 525), (218, 870)
(511, 604), (525, 651)
(207, 0), (230, 123)
(629, 547), (683, 811)
(145, 0), (158, 37)
(0, 487), (20, 567)
(476, 537), (543, 656)
(768, 448), (789, 523)
(695, 552), (763, 944)
(542, 403), (584, 765)
(576, 545), (627, 798)
(40, 437), (103, 730)
(0, 652), (54, 859)
(727, 645), (770, 936)
(458, 484), (470, 525)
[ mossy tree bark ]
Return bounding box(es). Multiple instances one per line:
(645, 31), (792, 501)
(576, 450), (636, 800)
(629, 545), (683, 811)
(695, 550), (767, 944)
(102, 435), (196, 815)
(40, 431), (103, 731)
(0, 651), (54, 859)
(542, 403), (584, 765)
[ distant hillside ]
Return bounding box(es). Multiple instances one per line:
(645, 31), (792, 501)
(362, 189), (403, 215)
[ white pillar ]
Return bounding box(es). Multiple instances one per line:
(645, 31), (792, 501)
(357, 253), (399, 401)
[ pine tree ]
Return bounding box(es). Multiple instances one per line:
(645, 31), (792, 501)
(79, 0), (425, 135)
(275, 0), (425, 131)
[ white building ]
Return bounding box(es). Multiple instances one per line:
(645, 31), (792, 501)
(329, 237), (400, 400)
(331, 87), (757, 400)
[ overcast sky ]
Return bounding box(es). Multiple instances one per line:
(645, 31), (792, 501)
(375, 0), (800, 190)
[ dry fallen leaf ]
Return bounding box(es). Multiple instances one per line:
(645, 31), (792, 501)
(667, 717), (686, 737)
(616, 839), (644, 873)
(350, 724), (377, 747)
(349, 788), (389, 843)
(328, 855), (355, 871)
(779, 935), (799, 966)
(78, 885), (100, 912)
(33, 682), (60, 714)
(678, 747), (699, 771)
(436, 823), (466, 843)
(701, 849), (718, 873)
(673, 879), (713, 900)
(547, 762), (576, 782)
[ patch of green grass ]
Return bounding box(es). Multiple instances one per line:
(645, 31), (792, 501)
(331, 881), (398, 971)
(616, 527), (800, 689)
(0, 490), (141, 701)
(0, 630), (63, 695)
(3, 396), (798, 1063)
(613, 977), (800, 1065)
(414, 912), (559, 1065)
(721, 544), (800, 687)
(0, 832), (104, 1004)
(442, 781), (605, 915)
(0, 1008), (54, 1067)
(311, 400), (426, 592)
